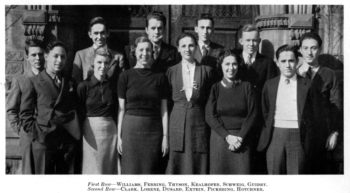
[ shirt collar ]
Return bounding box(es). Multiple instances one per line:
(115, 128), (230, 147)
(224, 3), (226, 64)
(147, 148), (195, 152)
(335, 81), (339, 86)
(93, 44), (108, 50)
(242, 52), (257, 62)
(89, 74), (108, 86)
(198, 41), (210, 50)
(281, 74), (297, 82)
(182, 60), (196, 68)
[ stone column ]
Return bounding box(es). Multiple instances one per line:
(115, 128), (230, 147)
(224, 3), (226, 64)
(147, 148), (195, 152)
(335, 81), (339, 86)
(256, 5), (314, 60)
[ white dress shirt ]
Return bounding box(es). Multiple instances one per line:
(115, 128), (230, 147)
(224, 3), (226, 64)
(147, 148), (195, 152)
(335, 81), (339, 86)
(182, 61), (196, 101)
(242, 51), (257, 64)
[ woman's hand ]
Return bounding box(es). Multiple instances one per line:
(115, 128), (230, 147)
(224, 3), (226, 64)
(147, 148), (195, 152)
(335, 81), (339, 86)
(162, 136), (169, 157)
(226, 135), (243, 151)
(117, 137), (123, 155)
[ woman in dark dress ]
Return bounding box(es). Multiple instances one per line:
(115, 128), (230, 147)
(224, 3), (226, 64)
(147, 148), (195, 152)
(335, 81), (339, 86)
(117, 36), (169, 174)
(166, 33), (215, 174)
(205, 50), (258, 174)
(77, 48), (118, 174)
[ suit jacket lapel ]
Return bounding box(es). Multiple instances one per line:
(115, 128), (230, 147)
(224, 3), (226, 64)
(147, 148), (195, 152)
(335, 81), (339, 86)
(191, 63), (201, 101)
(175, 63), (185, 98)
(54, 76), (66, 108)
(194, 45), (202, 63)
(40, 71), (59, 97)
(270, 76), (280, 115)
(297, 76), (310, 124)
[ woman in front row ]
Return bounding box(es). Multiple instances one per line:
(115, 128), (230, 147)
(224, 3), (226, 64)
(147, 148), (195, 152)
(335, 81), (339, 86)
(205, 50), (258, 174)
(117, 36), (169, 174)
(77, 48), (118, 174)
(166, 33), (215, 174)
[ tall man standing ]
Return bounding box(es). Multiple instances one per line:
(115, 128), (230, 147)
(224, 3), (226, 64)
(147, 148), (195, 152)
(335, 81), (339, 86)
(194, 13), (224, 71)
(125, 11), (179, 73)
(72, 16), (125, 84)
(22, 41), (81, 174)
(257, 45), (312, 174)
(237, 24), (279, 174)
(298, 32), (342, 174)
(6, 39), (45, 174)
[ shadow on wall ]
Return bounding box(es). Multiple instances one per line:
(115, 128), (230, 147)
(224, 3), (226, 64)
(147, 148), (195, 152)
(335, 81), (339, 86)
(260, 39), (275, 60)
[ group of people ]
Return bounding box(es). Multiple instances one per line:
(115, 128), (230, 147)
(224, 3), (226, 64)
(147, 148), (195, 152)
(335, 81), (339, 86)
(7, 12), (342, 175)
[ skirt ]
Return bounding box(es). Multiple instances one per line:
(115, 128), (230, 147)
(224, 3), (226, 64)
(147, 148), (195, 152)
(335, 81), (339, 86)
(82, 117), (118, 174)
(121, 114), (163, 174)
(166, 110), (208, 174)
(210, 129), (251, 174)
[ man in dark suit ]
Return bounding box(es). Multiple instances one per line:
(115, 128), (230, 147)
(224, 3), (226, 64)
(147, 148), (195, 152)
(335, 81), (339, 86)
(125, 11), (179, 73)
(237, 24), (279, 174)
(297, 32), (342, 174)
(257, 45), (312, 174)
(72, 16), (125, 84)
(193, 13), (224, 73)
(6, 39), (45, 174)
(22, 41), (81, 174)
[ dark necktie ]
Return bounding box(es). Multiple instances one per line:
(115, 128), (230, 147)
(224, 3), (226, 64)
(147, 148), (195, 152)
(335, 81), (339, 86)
(306, 67), (313, 80)
(54, 75), (61, 89)
(202, 46), (208, 57)
(153, 44), (160, 60)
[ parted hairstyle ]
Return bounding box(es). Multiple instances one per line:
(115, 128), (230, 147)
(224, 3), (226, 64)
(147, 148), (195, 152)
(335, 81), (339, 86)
(238, 24), (259, 39)
(87, 47), (112, 80)
(176, 32), (197, 47)
(131, 36), (154, 58)
(275, 44), (299, 60)
(217, 49), (242, 80)
(89, 16), (108, 32)
(25, 39), (44, 55)
(146, 11), (166, 27)
(196, 13), (214, 26)
(45, 40), (67, 54)
(299, 32), (323, 47)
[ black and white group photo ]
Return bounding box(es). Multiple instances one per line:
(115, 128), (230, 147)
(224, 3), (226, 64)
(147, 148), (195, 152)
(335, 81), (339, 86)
(4, 4), (344, 176)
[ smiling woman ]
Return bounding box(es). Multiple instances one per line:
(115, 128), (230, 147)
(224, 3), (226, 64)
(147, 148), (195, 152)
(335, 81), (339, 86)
(117, 36), (169, 174)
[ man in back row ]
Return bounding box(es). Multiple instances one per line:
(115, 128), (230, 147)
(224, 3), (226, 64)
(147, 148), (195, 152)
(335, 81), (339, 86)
(125, 11), (180, 73)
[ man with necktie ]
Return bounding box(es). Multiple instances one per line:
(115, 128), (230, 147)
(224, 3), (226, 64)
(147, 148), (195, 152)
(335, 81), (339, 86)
(257, 45), (312, 174)
(297, 32), (342, 174)
(6, 39), (45, 174)
(125, 11), (180, 73)
(194, 13), (224, 75)
(72, 16), (125, 84)
(236, 24), (279, 174)
(21, 41), (80, 174)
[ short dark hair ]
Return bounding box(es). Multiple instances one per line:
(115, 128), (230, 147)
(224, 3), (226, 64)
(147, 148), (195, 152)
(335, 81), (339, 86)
(238, 24), (259, 39)
(275, 44), (299, 60)
(176, 33), (197, 47)
(45, 40), (67, 54)
(146, 11), (166, 27)
(299, 32), (323, 47)
(217, 49), (242, 80)
(25, 39), (44, 55)
(89, 16), (108, 32)
(196, 13), (214, 26)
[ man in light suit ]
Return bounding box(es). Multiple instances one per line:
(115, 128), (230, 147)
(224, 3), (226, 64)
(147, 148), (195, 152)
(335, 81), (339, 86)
(194, 13), (224, 75)
(125, 11), (180, 73)
(22, 41), (80, 174)
(297, 32), (342, 174)
(237, 24), (279, 174)
(257, 45), (312, 174)
(6, 39), (45, 174)
(72, 16), (125, 84)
